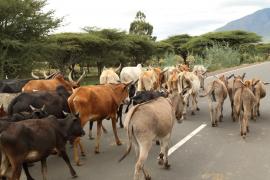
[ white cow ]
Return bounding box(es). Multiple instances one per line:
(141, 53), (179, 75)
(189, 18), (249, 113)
(192, 65), (207, 90)
(120, 64), (142, 83)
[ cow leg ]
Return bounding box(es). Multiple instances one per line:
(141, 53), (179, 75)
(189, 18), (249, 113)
(134, 141), (151, 180)
(95, 121), (102, 154)
(22, 163), (34, 180)
(257, 101), (261, 117)
(111, 116), (122, 146)
(89, 121), (94, 140)
(60, 150), (77, 178)
(41, 158), (47, 180)
(210, 105), (215, 127)
(73, 137), (81, 166)
(191, 93), (196, 115)
(11, 163), (22, 180)
(118, 104), (124, 128)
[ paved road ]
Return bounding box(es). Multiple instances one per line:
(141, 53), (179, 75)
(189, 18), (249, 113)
(23, 61), (270, 180)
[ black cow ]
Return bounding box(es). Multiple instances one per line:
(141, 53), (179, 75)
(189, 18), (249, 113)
(132, 90), (168, 105)
(0, 79), (32, 93)
(0, 105), (48, 122)
(8, 86), (70, 118)
(0, 113), (85, 180)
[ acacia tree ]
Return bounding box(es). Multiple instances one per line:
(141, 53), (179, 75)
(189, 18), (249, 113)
(129, 11), (156, 40)
(0, 0), (62, 78)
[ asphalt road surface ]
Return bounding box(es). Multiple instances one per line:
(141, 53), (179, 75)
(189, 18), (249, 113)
(22, 61), (270, 180)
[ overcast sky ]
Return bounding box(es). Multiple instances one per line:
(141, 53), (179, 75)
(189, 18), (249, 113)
(45, 0), (269, 40)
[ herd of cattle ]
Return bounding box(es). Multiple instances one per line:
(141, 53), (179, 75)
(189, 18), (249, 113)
(0, 63), (268, 180)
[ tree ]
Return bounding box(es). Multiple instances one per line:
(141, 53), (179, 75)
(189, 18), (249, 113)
(0, 0), (62, 78)
(129, 11), (156, 40)
(184, 30), (262, 55)
(162, 34), (192, 63)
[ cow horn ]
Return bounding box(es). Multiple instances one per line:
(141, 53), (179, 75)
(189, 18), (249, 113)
(68, 70), (75, 82)
(31, 72), (40, 79)
(62, 111), (69, 116)
(241, 73), (246, 80)
(263, 82), (270, 85)
(5, 75), (8, 79)
(202, 71), (207, 75)
(227, 74), (234, 80)
(161, 69), (168, 74)
(41, 105), (46, 111)
(43, 71), (50, 79)
(133, 79), (139, 85)
(239, 80), (245, 85)
(29, 105), (37, 111)
(115, 64), (122, 73)
(76, 70), (86, 84)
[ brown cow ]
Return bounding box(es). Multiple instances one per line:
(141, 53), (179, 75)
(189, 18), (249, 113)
(68, 82), (133, 165)
(22, 71), (85, 93)
(138, 67), (166, 91)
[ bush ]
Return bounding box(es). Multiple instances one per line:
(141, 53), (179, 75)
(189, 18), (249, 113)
(201, 44), (241, 71)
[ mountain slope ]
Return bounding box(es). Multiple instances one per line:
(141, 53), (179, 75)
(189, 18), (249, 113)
(216, 8), (270, 41)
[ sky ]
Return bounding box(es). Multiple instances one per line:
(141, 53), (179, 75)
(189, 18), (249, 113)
(45, 0), (270, 40)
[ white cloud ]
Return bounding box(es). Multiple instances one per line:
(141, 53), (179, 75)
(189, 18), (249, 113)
(45, 0), (270, 40)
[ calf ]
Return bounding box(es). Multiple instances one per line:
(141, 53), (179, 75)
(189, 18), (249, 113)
(0, 113), (85, 180)
(192, 65), (207, 90)
(119, 93), (184, 180)
(200, 75), (228, 127)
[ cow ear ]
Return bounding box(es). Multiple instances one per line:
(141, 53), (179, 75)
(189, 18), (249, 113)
(124, 81), (133, 89)
(241, 73), (246, 80)
(253, 80), (260, 86)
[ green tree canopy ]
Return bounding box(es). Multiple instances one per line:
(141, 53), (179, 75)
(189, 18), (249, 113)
(129, 11), (155, 40)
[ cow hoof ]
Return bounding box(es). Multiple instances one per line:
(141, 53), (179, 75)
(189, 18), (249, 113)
(158, 158), (164, 165)
(156, 140), (160, 145)
(177, 119), (183, 123)
(116, 141), (122, 146)
(196, 107), (200, 111)
(247, 127), (250, 133)
(89, 135), (95, 140)
(212, 123), (215, 127)
(191, 111), (195, 115)
(119, 124), (124, 128)
(72, 174), (78, 178)
(76, 162), (82, 166)
(164, 162), (171, 169)
(145, 175), (151, 180)
(81, 152), (86, 157)
(94, 148), (100, 154)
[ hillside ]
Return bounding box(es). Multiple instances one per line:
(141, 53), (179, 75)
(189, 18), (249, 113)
(216, 8), (270, 41)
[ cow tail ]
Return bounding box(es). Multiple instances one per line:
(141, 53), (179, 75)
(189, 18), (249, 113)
(199, 83), (214, 98)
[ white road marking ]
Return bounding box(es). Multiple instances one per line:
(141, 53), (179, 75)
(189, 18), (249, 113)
(168, 62), (270, 156)
(168, 123), (207, 156)
(206, 61), (270, 80)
